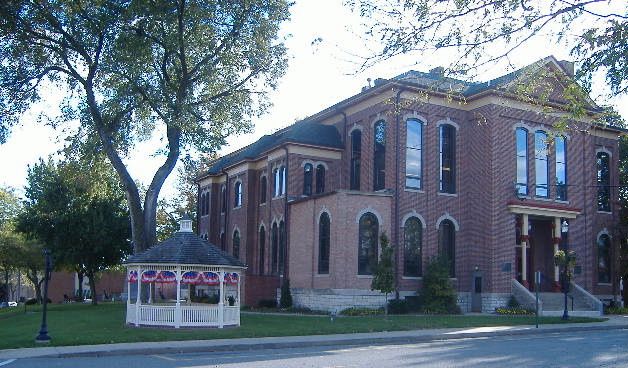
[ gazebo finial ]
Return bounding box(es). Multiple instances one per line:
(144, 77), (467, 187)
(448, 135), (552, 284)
(179, 213), (193, 232)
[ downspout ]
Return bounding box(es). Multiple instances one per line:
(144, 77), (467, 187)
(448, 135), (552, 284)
(394, 88), (404, 299)
(222, 170), (230, 252)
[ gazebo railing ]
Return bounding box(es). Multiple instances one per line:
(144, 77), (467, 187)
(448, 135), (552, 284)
(126, 303), (241, 327)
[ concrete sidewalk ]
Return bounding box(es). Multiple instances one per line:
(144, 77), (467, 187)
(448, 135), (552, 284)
(1, 315), (626, 360)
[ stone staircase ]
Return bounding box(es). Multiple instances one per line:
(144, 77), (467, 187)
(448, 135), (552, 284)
(512, 279), (603, 317)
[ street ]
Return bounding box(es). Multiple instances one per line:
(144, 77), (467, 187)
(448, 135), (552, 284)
(2, 329), (626, 367)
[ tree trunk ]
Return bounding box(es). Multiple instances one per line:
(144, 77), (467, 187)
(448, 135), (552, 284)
(86, 269), (98, 306)
(76, 269), (85, 301)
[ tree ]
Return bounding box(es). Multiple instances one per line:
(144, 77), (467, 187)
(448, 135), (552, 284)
(348, 1), (627, 95)
(371, 232), (395, 316)
(17, 238), (46, 304)
(17, 156), (132, 305)
(419, 256), (460, 314)
(0, 0), (291, 254)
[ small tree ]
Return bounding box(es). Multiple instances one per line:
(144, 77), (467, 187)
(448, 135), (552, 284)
(371, 232), (395, 316)
(554, 250), (577, 320)
(279, 278), (292, 309)
(420, 256), (461, 314)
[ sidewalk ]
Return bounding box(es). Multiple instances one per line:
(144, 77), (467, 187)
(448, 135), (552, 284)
(1, 315), (626, 360)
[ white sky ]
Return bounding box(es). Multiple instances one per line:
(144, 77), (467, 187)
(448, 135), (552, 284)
(1, 0), (626, 201)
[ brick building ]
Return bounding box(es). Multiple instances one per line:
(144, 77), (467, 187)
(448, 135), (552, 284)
(196, 56), (623, 313)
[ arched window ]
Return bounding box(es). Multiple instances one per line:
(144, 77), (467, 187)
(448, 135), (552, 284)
(281, 166), (286, 195)
(260, 176), (267, 204)
(597, 152), (611, 211)
(220, 232), (226, 251)
(350, 130), (361, 190)
(221, 186), (226, 213)
(439, 124), (456, 193)
(438, 219), (456, 277)
(303, 163), (313, 195)
(234, 182), (242, 207)
(200, 193), (206, 216)
(316, 164), (325, 194)
(318, 213), (331, 274)
(598, 234), (611, 283)
(204, 192), (210, 215)
(373, 120), (386, 190)
(515, 128), (528, 196)
(232, 230), (240, 259)
(271, 223), (278, 274)
(259, 226), (266, 275)
(555, 136), (567, 200)
(273, 168), (280, 197)
(535, 131), (549, 197)
(406, 119), (423, 189)
(358, 212), (378, 275)
(278, 220), (285, 274)
(404, 217), (422, 277)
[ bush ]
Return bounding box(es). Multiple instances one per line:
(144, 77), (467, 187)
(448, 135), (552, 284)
(495, 307), (536, 315)
(279, 278), (293, 308)
(606, 306), (628, 315)
(258, 299), (276, 308)
(25, 298), (51, 305)
(507, 295), (521, 308)
(418, 256), (461, 314)
(387, 298), (410, 314)
(339, 307), (383, 316)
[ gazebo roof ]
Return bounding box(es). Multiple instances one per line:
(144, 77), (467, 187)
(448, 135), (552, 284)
(125, 230), (246, 268)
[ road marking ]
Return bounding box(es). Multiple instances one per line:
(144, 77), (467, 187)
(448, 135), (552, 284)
(0, 360), (16, 367)
(151, 355), (176, 361)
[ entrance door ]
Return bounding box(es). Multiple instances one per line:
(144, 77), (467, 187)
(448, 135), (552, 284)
(471, 275), (482, 312)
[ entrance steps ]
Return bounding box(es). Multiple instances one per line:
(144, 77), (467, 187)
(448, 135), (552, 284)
(511, 279), (603, 317)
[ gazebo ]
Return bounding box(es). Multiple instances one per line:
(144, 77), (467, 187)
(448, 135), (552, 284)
(125, 215), (247, 328)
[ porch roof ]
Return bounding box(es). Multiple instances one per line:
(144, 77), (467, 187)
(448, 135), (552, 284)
(507, 200), (581, 219)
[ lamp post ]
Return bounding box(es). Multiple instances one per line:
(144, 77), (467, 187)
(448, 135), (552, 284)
(35, 249), (52, 343)
(554, 249), (577, 321)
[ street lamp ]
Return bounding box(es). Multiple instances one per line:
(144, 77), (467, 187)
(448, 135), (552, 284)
(35, 249), (52, 343)
(554, 250), (577, 321)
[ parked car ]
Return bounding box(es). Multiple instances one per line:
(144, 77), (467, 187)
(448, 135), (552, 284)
(0, 301), (18, 308)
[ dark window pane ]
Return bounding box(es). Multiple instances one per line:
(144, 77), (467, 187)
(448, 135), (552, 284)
(358, 213), (378, 275)
(350, 130), (361, 190)
(597, 234), (611, 283)
(303, 163), (313, 196)
(438, 220), (456, 277)
(374, 121), (386, 190)
(535, 131), (549, 197)
(232, 231), (240, 259)
(404, 217), (422, 277)
(597, 152), (610, 211)
(260, 177), (267, 204)
(316, 165), (325, 194)
(439, 125), (456, 193)
(318, 213), (330, 274)
(556, 136), (567, 200)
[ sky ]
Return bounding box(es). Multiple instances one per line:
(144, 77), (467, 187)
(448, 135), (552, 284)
(1, 0), (626, 202)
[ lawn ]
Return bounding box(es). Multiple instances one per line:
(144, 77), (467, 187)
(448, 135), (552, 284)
(0, 302), (606, 350)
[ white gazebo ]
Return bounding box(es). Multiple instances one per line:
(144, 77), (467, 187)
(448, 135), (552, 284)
(125, 215), (247, 328)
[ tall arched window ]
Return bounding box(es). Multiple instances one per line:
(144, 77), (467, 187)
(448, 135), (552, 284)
(555, 136), (567, 200)
(234, 182), (242, 207)
(273, 168), (280, 197)
(221, 186), (226, 213)
(597, 152), (611, 211)
(438, 219), (456, 277)
(373, 120), (386, 190)
(259, 226), (266, 275)
(535, 131), (549, 197)
(350, 130), (361, 190)
(404, 217), (422, 277)
(278, 220), (285, 274)
(598, 234), (611, 283)
(220, 232), (225, 251)
(232, 230), (240, 259)
(271, 223), (278, 274)
(281, 166), (286, 195)
(406, 119), (423, 189)
(260, 176), (267, 204)
(516, 128), (528, 196)
(358, 212), (379, 275)
(204, 192), (210, 215)
(316, 164), (325, 193)
(303, 163), (313, 196)
(200, 193), (206, 216)
(439, 124), (456, 193)
(318, 213), (331, 274)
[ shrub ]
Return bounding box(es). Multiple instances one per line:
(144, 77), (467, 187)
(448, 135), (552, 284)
(507, 295), (521, 308)
(258, 299), (276, 308)
(227, 296), (236, 306)
(387, 298), (410, 314)
(606, 306), (628, 315)
(495, 307), (536, 315)
(339, 307), (383, 316)
(418, 256), (461, 314)
(279, 278), (293, 308)
(25, 298), (37, 305)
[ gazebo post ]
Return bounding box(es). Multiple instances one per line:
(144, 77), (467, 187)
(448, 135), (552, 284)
(236, 271), (241, 326)
(135, 268), (141, 326)
(175, 266), (181, 328)
(148, 282), (153, 304)
(218, 269), (224, 328)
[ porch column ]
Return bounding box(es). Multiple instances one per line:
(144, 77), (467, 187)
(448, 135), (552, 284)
(520, 214), (529, 288)
(218, 270), (225, 328)
(175, 266), (181, 328)
(553, 218), (561, 283)
(135, 268), (141, 326)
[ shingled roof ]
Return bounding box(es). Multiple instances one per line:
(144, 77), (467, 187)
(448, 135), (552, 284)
(125, 231), (246, 268)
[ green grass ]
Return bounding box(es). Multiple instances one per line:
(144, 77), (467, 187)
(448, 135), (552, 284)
(0, 302), (606, 350)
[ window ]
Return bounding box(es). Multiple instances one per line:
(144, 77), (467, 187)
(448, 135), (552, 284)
(273, 168), (280, 197)
(200, 193), (206, 216)
(278, 220), (285, 274)
(232, 230), (240, 259)
(350, 130), (361, 190)
(316, 164), (325, 194)
(403, 217), (422, 277)
(318, 213), (330, 274)
(597, 234), (611, 283)
(260, 176), (267, 204)
(271, 223), (278, 274)
(438, 219), (456, 277)
(259, 226), (265, 275)
(281, 166), (286, 195)
(373, 120), (386, 190)
(234, 182), (242, 207)
(406, 119), (423, 189)
(535, 131), (549, 197)
(555, 136), (567, 200)
(220, 232), (225, 250)
(597, 152), (611, 211)
(358, 213), (378, 275)
(439, 124), (456, 193)
(515, 128), (528, 196)
(204, 192), (210, 215)
(221, 186), (226, 213)
(303, 163), (313, 195)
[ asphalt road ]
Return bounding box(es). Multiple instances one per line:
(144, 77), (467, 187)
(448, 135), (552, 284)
(2, 329), (626, 368)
